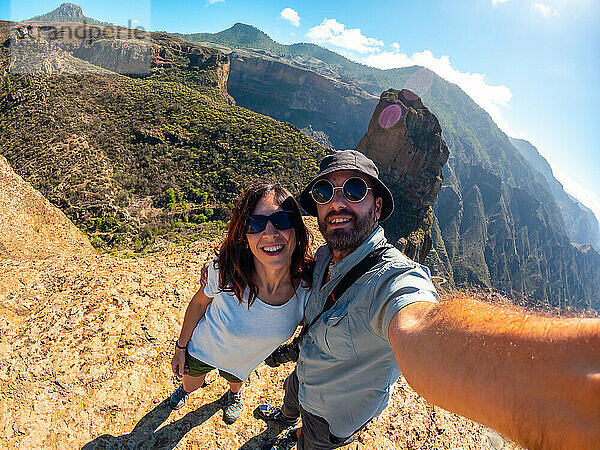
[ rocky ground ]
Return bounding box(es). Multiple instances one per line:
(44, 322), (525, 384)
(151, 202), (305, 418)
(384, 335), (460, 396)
(0, 155), (516, 449)
(0, 233), (518, 449)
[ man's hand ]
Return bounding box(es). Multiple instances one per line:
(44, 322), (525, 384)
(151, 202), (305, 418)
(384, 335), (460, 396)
(389, 297), (600, 450)
(171, 347), (188, 379)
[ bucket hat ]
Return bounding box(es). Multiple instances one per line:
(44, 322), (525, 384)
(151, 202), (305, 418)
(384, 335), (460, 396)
(299, 149), (394, 221)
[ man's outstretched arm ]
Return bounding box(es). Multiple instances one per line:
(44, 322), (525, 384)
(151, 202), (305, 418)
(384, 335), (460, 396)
(388, 297), (600, 449)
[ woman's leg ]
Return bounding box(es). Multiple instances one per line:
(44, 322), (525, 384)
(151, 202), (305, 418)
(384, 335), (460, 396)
(227, 380), (243, 393)
(182, 373), (207, 393)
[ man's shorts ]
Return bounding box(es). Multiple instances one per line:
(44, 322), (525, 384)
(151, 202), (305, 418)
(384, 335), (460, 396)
(185, 349), (243, 383)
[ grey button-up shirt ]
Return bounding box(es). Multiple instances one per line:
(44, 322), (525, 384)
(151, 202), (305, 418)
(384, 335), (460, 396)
(296, 226), (439, 437)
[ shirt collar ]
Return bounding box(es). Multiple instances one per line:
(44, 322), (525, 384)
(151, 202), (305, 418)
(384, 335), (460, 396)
(325, 226), (387, 280)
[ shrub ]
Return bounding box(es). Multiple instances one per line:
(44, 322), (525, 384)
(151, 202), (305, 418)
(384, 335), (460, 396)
(165, 188), (177, 206)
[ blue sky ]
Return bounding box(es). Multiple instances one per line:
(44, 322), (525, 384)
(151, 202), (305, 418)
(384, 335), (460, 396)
(3, 0), (600, 222)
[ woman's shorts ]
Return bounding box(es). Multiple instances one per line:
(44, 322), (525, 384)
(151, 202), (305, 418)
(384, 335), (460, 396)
(185, 349), (243, 383)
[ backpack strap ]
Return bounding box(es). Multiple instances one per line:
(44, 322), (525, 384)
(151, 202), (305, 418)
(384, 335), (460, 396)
(297, 245), (393, 342)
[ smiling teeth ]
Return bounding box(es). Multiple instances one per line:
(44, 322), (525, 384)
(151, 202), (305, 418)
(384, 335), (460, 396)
(331, 218), (350, 223)
(263, 245), (284, 252)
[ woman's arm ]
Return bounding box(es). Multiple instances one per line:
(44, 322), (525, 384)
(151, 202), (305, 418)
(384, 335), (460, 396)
(389, 297), (600, 450)
(176, 288), (213, 347)
(172, 288), (213, 377)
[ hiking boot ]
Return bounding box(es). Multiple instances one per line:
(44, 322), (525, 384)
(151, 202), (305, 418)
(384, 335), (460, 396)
(223, 389), (243, 424)
(255, 404), (300, 427)
(168, 384), (189, 410)
(261, 428), (300, 450)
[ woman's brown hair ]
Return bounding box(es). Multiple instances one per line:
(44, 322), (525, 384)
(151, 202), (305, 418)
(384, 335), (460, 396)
(216, 182), (314, 306)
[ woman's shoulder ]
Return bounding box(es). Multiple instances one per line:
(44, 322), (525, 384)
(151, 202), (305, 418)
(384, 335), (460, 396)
(204, 257), (222, 297)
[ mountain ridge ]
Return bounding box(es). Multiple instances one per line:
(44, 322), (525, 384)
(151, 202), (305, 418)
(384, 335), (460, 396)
(509, 137), (600, 250)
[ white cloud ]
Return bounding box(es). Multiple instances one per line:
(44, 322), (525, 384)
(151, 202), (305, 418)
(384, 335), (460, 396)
(207, 0), (224, 4)
(534, 2), (558, 17)
(360, 50), (515, 134)
(280, 8), (300, 27)
(492, 0), (509, 4)
(306, 18), (384, 54)
(551, 165), (600, 226)
(391, 42), (400, 50)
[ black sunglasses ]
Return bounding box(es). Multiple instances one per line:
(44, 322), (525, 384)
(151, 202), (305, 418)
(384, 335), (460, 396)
(310, 177), (372, 204)
(247, 210), (296, 234)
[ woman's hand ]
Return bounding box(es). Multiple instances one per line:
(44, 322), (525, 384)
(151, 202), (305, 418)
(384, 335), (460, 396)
(199, 260), (211, 287)
(171, 347), (188, 379)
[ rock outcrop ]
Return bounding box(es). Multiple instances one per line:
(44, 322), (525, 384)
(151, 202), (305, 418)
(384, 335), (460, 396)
(300, 125), (334, 150)
(0, 154), (94, 259)
(26, 2), (112, 27)
(356, 89), (449, 263)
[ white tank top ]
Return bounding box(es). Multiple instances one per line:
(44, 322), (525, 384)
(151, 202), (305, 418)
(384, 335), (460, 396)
(187, 260), (309, 380)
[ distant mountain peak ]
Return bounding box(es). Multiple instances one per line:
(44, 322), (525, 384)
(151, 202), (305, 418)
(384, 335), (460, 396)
(55, 3), (84, 18)
(221, 22), (275, 43)
(26, 2), (111, 26)
(230, 22), (260, 31)
(177, 22), (284, 54)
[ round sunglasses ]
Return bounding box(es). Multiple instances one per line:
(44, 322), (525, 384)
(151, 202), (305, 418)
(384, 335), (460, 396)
(310, 177), (372, 204)
(246, 210), (296, 234)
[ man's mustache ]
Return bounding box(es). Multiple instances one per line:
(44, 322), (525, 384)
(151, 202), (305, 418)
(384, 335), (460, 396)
(324, 209), (357, 223)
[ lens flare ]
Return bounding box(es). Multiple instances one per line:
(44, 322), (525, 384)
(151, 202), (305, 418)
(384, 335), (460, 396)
(378, 104), (403, 129)
(403, 68), (434, 98)
(401, 89), (419, 102)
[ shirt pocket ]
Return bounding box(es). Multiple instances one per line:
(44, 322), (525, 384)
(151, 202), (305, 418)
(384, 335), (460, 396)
(323, 313), (358, 360)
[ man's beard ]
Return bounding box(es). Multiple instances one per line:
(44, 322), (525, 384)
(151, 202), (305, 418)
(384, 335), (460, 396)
(318, 203), (378, 252)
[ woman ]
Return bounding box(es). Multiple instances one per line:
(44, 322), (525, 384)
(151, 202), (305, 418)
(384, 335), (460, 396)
(169, 182), (313, 424)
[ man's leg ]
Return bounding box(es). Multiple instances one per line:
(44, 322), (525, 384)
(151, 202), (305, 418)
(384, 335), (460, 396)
(281, 369), (301, 421)
(296, 406), (354, 450)
(256, 369), (301, 428)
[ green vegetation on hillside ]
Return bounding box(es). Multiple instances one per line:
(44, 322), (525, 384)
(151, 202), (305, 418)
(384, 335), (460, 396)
(0, 23), (326, 253)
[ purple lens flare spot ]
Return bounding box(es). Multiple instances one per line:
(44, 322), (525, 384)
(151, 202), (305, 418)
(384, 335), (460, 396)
(378, 104), (403, 129)
(401, 89), (419, 102)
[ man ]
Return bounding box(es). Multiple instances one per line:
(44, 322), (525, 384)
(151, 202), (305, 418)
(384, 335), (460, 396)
(258, 150), (600, 450)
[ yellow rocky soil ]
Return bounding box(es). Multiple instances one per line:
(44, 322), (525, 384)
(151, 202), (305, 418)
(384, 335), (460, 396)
(0, 156), (515, 448)
(0, 236), (517, 449)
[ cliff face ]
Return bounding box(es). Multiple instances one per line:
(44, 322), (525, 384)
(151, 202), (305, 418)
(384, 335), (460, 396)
(227, 50), (378, 149)
(9, 22), (232, 98)
(510, 137), (600, 250)
(434, 162), (600, 310)
(356, 89), (449, 263)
